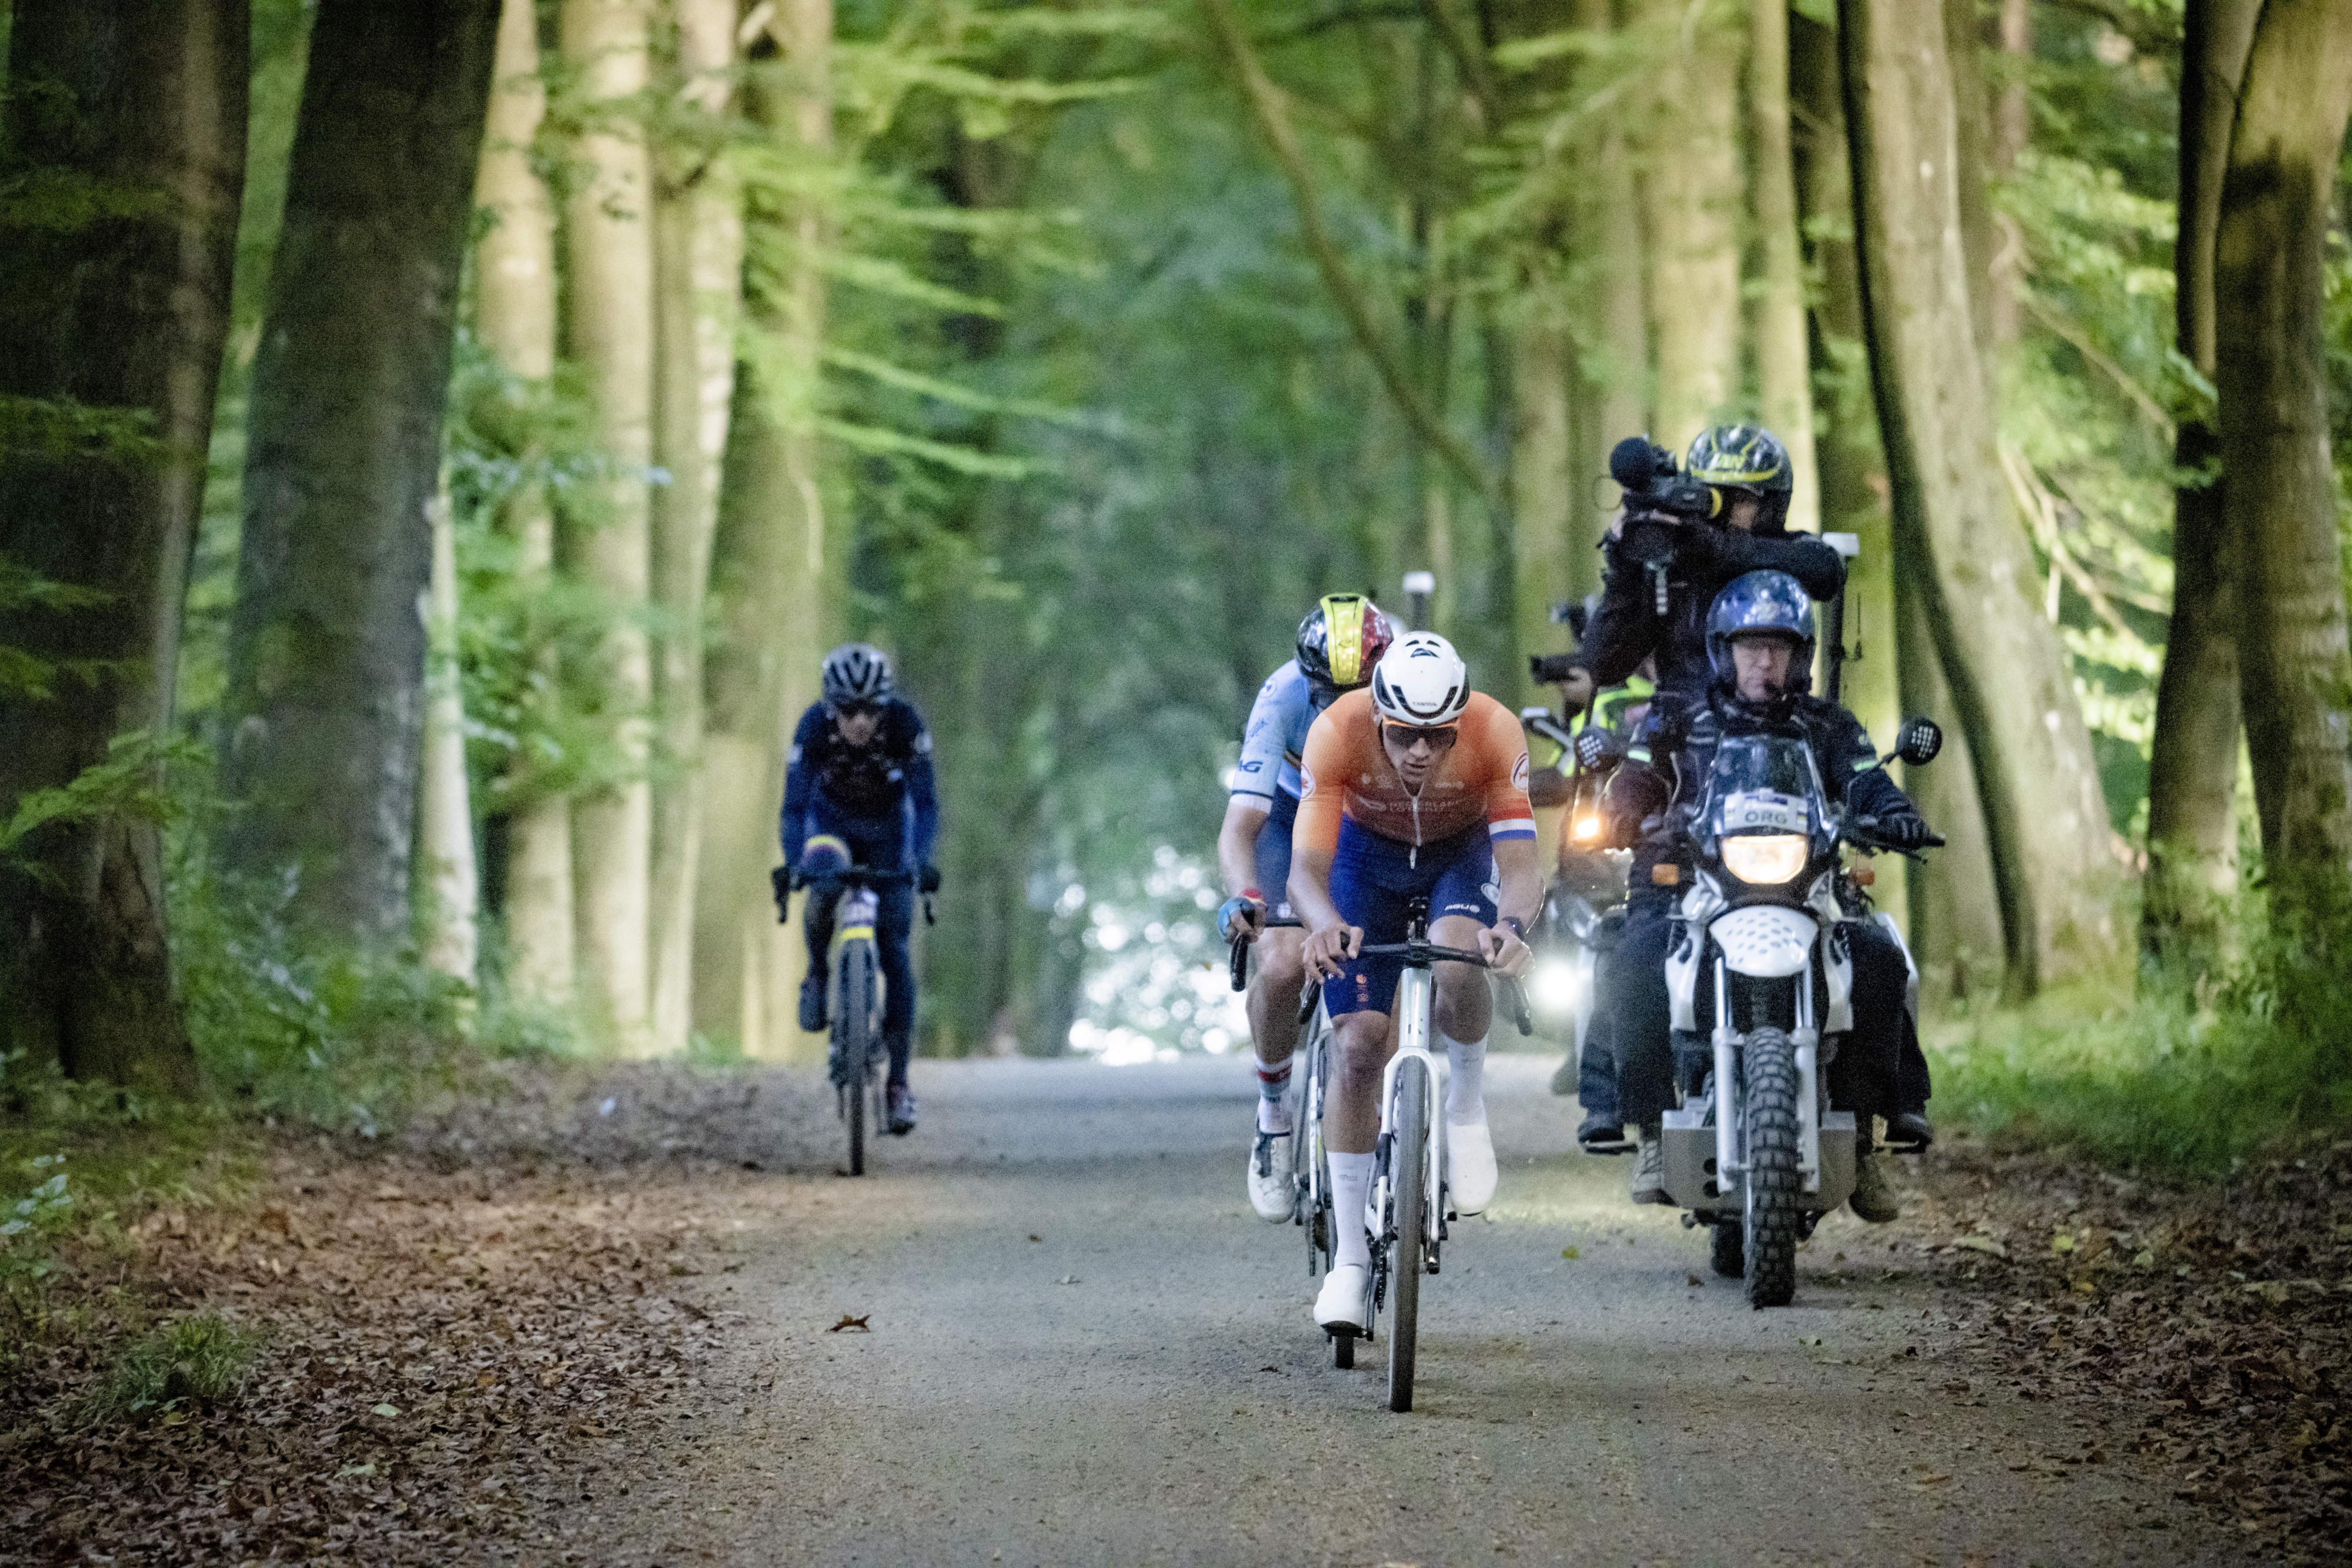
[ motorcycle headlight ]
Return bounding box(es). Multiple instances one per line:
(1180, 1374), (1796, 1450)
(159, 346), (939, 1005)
(1531, 957), (1585, 1014)
(1721, 833), (1809, 886)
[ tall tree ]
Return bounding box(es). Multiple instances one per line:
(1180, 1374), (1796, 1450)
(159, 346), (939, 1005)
(648, 0), (744, 1057)
(473, 0), (576, 1005)
(562, 0), (659, 1050)
(1838, 0), (2118, 995)
(694, 0), (835, 1057)
(1748, 0), (1819, 534)
(0, 0), (249, 1086)
(2215, 0), (2352, 907)
(222, 0), (499, 944)
(1633, 0), (1742, 447)
(1564, 0), (1649, 587)
(417, 488), (478, 984)
(2142, 0), (2261, 972)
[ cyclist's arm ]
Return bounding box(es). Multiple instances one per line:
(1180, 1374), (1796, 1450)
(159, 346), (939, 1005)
(1216, 795), (1271, 900)
(779, 706), (821, 865)
(903, 723), (940, 865)
(1288, 716), (1358, 978)
(1491, 835), (1542, 932)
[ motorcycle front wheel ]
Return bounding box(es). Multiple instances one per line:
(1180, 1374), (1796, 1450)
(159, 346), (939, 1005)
(1740, 1027), (1801, 1308)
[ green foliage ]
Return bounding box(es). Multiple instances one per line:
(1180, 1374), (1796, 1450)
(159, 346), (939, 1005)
(72, 1311), (260, 1426)
(1934, 877), (2352, 1178)
(0, 731), (206, 875)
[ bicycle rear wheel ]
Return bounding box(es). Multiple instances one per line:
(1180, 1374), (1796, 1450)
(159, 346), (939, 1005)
(1386, 1056), (1429, 1412)
(839, 946), (873, 1176)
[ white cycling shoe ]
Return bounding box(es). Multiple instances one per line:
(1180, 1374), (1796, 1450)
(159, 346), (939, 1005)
(1246, 1129), (1295, 1222)
(1448, 1120), (1498, 1216)
(1314, 1264), (1371, 1335)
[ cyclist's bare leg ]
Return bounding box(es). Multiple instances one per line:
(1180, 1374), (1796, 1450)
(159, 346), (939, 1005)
(1248, 927), (1307, 1132)
(1322, 1008), (1396, 1270)
(1428, 914), (1498, 1210)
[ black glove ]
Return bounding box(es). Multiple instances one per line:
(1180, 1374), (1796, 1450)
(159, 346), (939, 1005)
(918, 864), (942, 894)
(1573, 727), (1621, 772)
(770, 865), (793, 918)
(1878, 813), (1934, 850)
(1217, 894), (1264, 945)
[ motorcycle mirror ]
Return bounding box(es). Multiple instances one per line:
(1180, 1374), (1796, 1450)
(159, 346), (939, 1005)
(1886, 716), (1943, 768)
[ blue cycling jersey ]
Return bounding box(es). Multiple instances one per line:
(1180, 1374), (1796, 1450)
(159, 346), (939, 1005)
(1232, 658), (1317, 805)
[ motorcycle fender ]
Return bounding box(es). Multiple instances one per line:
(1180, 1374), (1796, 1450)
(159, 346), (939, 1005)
(1824, 921), (1855, 1035)
(1665, 921), (1702, 1033)
(1875, 910), (1921, 1027)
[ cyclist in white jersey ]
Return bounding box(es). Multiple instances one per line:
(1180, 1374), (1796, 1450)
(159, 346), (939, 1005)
(1218, 594), (1395, 1222)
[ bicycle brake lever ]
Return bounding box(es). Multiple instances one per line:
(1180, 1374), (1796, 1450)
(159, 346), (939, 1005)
(1507, 977), (1534, 1038)
(1228, 937), (1250, 994)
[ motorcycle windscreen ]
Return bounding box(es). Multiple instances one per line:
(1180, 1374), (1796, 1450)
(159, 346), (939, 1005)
(1706, 735), (1826, 887)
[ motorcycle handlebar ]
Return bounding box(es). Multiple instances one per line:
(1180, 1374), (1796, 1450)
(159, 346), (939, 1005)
(1843, 815), (1947, 853)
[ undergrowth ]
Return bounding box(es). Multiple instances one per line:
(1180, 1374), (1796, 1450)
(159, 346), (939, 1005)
(1927, 876), (2352, 1178)
(70, 1310), (262, 1425)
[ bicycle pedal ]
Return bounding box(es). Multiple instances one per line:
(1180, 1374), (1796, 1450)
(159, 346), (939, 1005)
(1579, 1139), (1638, 1156)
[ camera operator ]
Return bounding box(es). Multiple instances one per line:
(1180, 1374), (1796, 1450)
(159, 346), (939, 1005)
(1532, 424), (1844, 712)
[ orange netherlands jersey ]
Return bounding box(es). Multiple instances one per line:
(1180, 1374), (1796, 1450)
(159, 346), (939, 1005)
(1293, 688), (1536, 854)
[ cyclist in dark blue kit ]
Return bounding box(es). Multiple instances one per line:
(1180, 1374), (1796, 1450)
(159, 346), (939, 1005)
(781, 643), (941, 1136)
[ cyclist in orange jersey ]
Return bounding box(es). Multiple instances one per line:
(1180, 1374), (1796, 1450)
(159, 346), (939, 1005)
(1287, 631), (1540, 1336)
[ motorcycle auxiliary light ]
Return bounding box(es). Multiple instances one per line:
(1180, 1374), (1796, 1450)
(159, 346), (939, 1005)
(1720, 833), (1809, 886)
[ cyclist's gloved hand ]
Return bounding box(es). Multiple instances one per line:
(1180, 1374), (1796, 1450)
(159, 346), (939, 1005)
(770, 865), (793, 915)
(1217, 894), (1265, 945)
(1878, 813), (1935, 850)
(918, 864), (943, 894)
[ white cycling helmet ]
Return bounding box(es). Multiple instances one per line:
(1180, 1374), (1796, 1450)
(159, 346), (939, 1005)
(1370, 631), (1470, 726)
(821, 641), (893, 706)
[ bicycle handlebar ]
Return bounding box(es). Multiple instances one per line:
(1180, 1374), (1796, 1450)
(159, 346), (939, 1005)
(1351, 941), (1536, 1038)
(1227, 914), (1305, 991)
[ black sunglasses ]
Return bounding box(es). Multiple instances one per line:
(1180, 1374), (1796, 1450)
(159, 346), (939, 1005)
(832, 699), (884, 719)
(1382, 721), (1459, 750)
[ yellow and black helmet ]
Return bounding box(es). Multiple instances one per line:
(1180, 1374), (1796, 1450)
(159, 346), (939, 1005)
(1296, 593), (1395, 699)
(1685, 424), (1794, 532)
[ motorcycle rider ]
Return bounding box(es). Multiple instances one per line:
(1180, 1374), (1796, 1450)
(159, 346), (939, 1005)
(1540, 424), (1930, 1151)
(1596, 571), (1935, 1223)
(1217, 594), (1395, 1221)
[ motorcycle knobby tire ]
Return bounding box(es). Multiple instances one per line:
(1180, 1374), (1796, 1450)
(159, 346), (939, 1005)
(1741, 1027), (1801, 1308)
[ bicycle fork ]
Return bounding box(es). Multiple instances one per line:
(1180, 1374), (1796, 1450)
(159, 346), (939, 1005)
(1374, 966), (1447, 1282)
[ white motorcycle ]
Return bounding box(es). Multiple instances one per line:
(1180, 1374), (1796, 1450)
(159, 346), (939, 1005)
(1648, 717), (1945, 1306)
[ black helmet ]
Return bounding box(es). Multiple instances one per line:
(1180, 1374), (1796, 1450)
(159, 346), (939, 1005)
(1705, 570), (1815, 695)
(1295, 593), (1395, 706)
(820, 642), (892, 707)
(1685, 424), (1794, 533)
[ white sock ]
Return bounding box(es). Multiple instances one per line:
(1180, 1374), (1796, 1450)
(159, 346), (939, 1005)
(1255, 1055), (1295, 1135)
(1328, 1151), (1374, 1271)
(1442, 1029), (1488, 1126)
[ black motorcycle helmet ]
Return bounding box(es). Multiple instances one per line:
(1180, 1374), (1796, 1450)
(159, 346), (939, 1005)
(1295, 593), (1395, 708)
(1685, 424), (1795, 534)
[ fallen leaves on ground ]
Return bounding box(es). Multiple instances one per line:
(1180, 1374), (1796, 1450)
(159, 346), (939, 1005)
(1, 1134), (761, 1565)
(1893, 1138), (2351, 1562)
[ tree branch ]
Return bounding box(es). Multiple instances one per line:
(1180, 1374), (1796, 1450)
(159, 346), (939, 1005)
(1199, 0), (1502, 510)
(1414, 0), (1503, 130)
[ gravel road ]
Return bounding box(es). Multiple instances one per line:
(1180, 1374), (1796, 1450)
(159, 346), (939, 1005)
(613, 1055), (2244, 1566)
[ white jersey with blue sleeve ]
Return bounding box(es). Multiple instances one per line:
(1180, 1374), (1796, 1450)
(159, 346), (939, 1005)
(1232, 659), (1317, 807)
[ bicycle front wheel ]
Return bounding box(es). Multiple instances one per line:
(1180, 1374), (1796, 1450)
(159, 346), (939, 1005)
(1386, 1055), (1429, 1413)
(839, 947), (873, 1176)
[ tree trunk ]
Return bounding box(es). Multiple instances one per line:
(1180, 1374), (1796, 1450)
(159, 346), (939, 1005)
(417, 487), (479, 985)
(1896, 557), (2009, 996)
(1748, 0), (1819, 534)
(562, 0), (659, 1051)
(695, 0), (834, 1059)
(648, 0), (744, 1057)
(222, 0), (500, 945)
(2142, 0), (2262, 975)
(2216, 0), (2352, 907)
(1510, 303), (1574, 701)
(473, 0), (576, 1007)
(1943, 0), (2000, 366)
(1839, 0), (2119, 996)
(1563, 0), (1646, 599)
(1986, 0), (2030, 352)
(1633, 0), (1742, 448)
(0, 0), (247, 1089)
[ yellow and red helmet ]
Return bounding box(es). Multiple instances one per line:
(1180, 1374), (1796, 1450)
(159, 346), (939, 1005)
(1296, 593), (1395, 694)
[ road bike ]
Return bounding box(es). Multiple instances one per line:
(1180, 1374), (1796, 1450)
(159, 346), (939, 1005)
(1227, 917), (1326, 1272)
(810, 865), (931, 1177)
(1245, 901), (1529, 1411)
